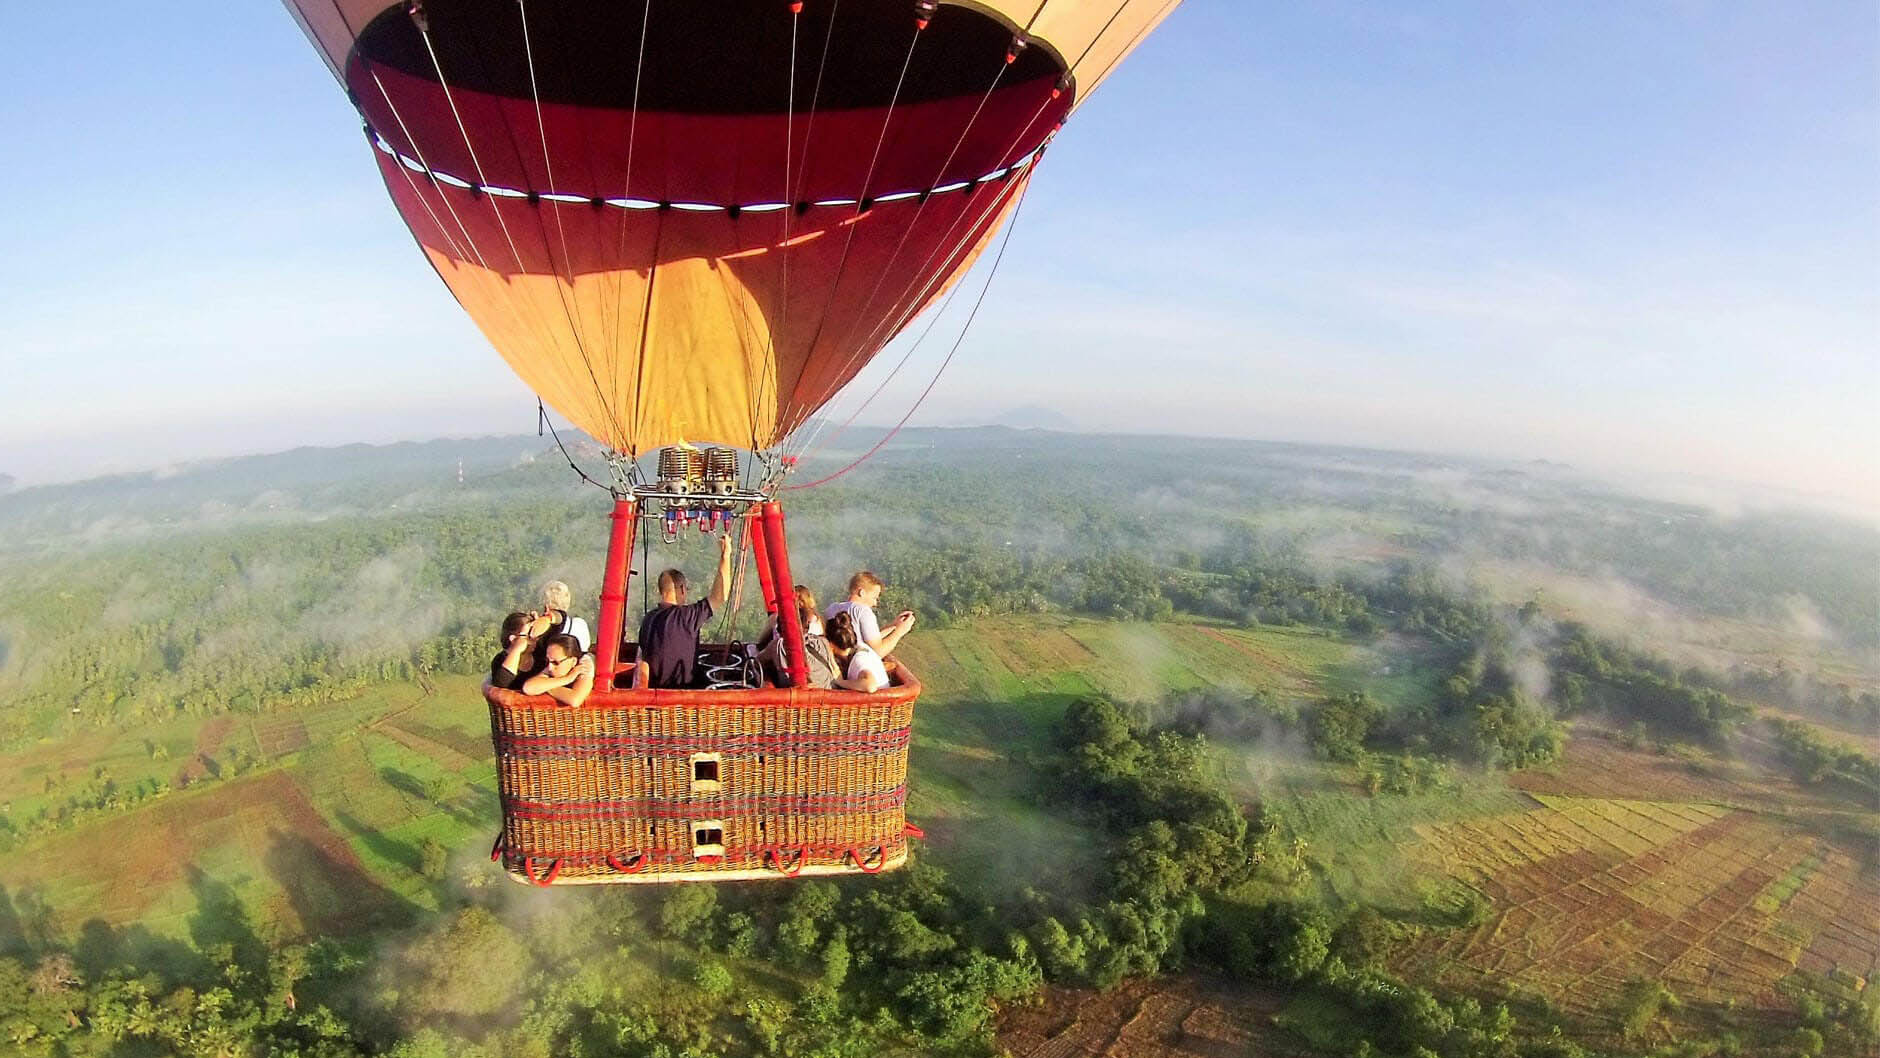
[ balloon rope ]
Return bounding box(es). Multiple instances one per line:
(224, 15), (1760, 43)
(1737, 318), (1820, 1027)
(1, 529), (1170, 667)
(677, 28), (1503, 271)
(784, 179), (1034, 491)
(329, 0), (580, 436)
(1076, 0), (1183, 112)
(788, 0), (1142, 463)
(785, 136), (1048, 466)
(793, 0), (843, 199)
(417, 30), (532, 278)
(411, 20), (615, 449)
(362, 69), (493, 272)
(511, 0), (632, 452)
(804, 32), (1015, 368)
(793, 164), (1026, 461)
(784, 30), (1072, 465)
(362, 68), (597, 434)
(312, 0), (484, 271)
(541, 400), (621, 496)
(602, 0), (655, 450)
(767, 23), (924, 447)
(747, 6), (804, 455)
(794, 0), (1062, 400)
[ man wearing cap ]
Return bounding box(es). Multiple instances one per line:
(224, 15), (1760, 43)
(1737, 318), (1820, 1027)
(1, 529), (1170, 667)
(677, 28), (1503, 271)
(825, 570), (915, 658)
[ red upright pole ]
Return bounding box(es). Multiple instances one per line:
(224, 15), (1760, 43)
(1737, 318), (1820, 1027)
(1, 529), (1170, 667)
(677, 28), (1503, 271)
(762, 500), (810, 688)
(747, 506), (778, 616)
(593, 497), (637, 679)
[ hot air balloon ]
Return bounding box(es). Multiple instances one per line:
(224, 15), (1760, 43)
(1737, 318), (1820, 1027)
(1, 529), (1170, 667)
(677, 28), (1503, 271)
(282, 0), (1181, 884)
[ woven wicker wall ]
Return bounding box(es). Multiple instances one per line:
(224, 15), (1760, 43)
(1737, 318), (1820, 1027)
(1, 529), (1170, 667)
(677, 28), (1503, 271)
(485, 668), (920, 884)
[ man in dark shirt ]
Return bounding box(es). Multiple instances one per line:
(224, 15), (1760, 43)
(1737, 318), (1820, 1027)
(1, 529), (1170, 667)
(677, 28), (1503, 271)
(633, 532), (732, 689)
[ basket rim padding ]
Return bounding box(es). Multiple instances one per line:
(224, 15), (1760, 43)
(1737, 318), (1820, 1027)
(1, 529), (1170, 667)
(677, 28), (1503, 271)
(483, 657), (920, 710)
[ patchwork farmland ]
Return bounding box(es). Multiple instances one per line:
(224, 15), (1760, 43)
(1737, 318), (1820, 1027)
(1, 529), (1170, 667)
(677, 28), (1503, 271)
(0, 618), (1363, 949)
(1399, 797), (1876, 1021)
(1, 614), (1872, 1053)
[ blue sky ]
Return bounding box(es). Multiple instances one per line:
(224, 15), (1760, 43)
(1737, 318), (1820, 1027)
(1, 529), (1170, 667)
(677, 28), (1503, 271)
(3, 1), (1874, 512)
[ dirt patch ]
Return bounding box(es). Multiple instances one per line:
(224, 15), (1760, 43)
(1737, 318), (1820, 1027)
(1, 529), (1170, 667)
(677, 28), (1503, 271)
(1191, 628), (1316, 693)
(999, 975), (1302, 1058)
(254, 717), (311, 757)
(174, 715), (236, 788)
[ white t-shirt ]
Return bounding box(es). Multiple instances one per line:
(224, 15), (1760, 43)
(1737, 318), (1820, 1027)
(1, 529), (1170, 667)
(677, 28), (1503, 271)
(565, 616), (592, 654)
(825, 600), (881, 648)
(846, 644), (889, 691)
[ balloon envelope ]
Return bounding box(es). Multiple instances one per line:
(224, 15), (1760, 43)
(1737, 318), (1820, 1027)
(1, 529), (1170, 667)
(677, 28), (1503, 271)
(285, 0), (1180, 455)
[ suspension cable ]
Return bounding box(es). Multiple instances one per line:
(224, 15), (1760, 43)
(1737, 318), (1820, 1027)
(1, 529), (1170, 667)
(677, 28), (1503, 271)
(785, 177), (1034, 490)
(789, 0), (1143, 465)
(746, 3), (805, 456)
(507, 0), (633, 453)
(785, 139), (1042, 465)
(539, 399), (621, 495)
(604, 0), (656, 455)
(400, 9), (616, 449)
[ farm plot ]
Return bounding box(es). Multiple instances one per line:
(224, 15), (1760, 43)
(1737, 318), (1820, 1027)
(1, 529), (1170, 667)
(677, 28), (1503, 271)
(0, 679), (489, 944)
(0, 768), (408, 946)
(999, 975), (1298, 1058)
(1508, 724), (1847, 816)
(1396, 793), (1877, 1026)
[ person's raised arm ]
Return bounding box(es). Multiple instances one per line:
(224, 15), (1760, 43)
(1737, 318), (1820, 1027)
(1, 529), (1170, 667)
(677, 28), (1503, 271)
(497, 634), (531, 675)
(873, 610), (916, 656)
(708, 532), (732, 609)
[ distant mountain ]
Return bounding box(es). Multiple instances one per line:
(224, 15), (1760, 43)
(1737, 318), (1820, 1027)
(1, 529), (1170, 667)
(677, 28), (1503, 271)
(949, 404), (1080, 431)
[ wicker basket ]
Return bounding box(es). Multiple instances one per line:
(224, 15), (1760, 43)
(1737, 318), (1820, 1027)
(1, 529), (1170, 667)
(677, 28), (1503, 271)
(485, 657), (921, 885)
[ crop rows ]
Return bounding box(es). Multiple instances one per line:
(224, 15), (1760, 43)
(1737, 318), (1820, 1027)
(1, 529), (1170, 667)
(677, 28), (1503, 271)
(1399, 794), (1874, 1025)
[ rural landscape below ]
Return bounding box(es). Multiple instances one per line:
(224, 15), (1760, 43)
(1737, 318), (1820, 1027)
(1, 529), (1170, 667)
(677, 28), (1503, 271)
(0, 426), (1873, 1057)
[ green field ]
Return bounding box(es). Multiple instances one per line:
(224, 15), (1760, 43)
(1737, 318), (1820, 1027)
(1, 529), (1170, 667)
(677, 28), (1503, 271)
(0, 616), (1377, 954)
(3, 614), (1871, 1054)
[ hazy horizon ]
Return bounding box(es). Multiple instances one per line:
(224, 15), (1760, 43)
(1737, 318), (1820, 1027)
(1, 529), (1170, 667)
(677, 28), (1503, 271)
(6, 416), (1874, 530)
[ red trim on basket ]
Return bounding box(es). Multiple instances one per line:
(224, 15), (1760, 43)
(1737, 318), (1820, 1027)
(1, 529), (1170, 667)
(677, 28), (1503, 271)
(505, 786), (906, 822)
(501, 838), (904, 867)
(522, 857), (563, 886)
(483, 669), (921, 711)
(495, 728), (911, 754)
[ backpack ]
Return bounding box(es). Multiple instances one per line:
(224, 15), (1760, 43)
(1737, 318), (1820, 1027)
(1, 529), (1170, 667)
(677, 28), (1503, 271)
(803, 634), (839, 689)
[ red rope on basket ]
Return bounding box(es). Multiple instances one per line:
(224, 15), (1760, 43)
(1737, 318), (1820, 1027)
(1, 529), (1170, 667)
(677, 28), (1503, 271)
(522, 857), (563, 886)
(903, 822), (926, 840)
(847, 846), (886, 874)
(766, 846), (808, 876)
(489, 833), (506, 861)
(605, 852), (649, 874)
